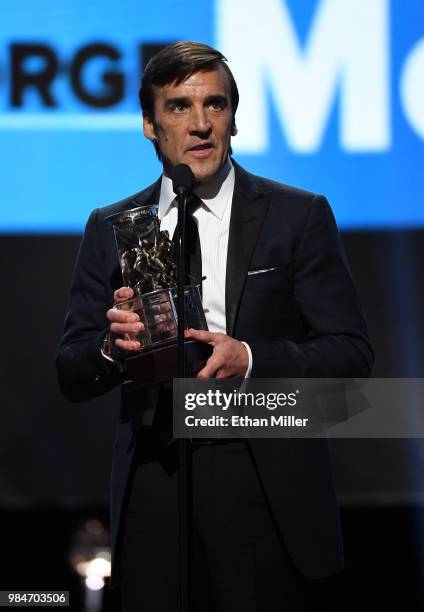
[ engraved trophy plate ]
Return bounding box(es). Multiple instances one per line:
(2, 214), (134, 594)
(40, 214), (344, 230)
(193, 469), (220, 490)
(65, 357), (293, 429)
(108, 204), (211, 387)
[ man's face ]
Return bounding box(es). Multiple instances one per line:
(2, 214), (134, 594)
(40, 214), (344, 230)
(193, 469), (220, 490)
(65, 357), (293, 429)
(143, 66), (237, 182)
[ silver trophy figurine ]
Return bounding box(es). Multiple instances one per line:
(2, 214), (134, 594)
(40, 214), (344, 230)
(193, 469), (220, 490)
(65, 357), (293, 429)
(108, 204), (211, 387)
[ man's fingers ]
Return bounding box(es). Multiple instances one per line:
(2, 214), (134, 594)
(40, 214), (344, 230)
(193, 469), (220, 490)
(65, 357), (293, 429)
(108, 307), (144, 336)
(197, 355), (222, 379)
(113, 287), (134, 303)
(216, 369), (230, 379)
(110, 320), (144, 335)
(114, 338), (141, 351)
(107, 307), (140, 324)
(185, 328), (218, 344)
(106, 294), (144, 354)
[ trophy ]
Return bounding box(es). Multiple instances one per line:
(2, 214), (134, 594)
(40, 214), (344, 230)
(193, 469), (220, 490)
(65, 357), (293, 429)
(108, 204), (212, 389)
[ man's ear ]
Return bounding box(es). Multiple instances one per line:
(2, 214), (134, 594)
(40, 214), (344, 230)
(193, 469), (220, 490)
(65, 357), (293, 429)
(231, 123), (238, 136)
(143, 114), (156, 141)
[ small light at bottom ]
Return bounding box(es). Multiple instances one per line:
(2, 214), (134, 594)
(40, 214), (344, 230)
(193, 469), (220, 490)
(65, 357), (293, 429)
(85, 575), (104, 591)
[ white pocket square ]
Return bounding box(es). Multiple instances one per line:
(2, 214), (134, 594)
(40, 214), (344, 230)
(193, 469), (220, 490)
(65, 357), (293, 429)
(247, 266), (280, 276)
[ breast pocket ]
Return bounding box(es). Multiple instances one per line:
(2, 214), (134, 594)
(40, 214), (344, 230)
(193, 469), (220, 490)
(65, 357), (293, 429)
(238, 263), (296, 338)
(245, 262), (293, 290)
(243, 264), (293, 305)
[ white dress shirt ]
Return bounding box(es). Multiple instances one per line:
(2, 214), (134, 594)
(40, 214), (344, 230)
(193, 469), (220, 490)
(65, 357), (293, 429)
(158, 160), (252, 376)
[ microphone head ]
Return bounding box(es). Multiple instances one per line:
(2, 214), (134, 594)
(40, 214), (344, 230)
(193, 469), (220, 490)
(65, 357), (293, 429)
(172, 164), (195, 195)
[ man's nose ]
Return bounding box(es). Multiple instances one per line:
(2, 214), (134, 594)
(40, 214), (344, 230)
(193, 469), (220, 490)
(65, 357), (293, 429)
(189, 107), (211, 136)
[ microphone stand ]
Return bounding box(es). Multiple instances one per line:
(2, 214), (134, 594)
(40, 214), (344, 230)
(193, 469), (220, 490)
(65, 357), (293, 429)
(175, 189), (192, 612)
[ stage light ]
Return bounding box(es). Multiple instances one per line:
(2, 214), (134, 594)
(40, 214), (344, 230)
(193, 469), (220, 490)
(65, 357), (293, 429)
(85, 575), (104, 592)
(69, 519), (111, 612)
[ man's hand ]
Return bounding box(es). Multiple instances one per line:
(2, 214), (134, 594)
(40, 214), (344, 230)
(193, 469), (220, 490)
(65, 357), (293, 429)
(106, 287), (144, 353)
(184, 328), (249, 379)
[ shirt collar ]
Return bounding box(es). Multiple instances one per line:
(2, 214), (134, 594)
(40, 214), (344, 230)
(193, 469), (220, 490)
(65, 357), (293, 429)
(158, 159), (234, 221)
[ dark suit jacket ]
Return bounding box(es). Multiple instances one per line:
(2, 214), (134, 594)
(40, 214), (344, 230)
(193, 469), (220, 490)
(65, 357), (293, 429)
(56, 161), (374, 581)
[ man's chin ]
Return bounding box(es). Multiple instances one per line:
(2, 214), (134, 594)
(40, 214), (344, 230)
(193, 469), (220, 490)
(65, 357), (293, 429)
(189, 161), (225, 184)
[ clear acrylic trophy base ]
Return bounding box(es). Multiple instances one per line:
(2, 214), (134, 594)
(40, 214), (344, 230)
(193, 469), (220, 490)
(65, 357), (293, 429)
(115, 285), (212, 390)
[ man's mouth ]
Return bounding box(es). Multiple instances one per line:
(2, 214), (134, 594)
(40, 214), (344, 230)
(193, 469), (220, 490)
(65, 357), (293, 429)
(188, 143), (213, 151)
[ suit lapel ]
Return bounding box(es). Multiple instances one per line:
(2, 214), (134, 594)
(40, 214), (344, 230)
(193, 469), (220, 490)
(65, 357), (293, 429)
(130, 177), (161, 209)
(226, 162), (271, 336)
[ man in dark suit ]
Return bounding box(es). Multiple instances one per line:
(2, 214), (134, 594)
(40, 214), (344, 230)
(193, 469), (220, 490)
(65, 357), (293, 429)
(57, 42), (373, 611)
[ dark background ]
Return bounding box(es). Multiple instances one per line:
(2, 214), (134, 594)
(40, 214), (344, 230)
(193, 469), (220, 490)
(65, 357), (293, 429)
(1, 229), (424, 609)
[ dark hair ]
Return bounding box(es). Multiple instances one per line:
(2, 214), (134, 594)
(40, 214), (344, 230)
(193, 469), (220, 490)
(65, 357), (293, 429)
(139, 41), (239, 120)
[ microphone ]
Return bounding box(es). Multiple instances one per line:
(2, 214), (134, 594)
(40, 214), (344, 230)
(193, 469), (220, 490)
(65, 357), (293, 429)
(172, 164), (195, 197)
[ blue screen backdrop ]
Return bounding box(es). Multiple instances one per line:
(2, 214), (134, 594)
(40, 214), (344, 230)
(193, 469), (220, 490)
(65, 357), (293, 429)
(0, 0), (423, 232)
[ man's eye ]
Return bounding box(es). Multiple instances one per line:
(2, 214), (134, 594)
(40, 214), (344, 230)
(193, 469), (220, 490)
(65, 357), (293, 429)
(209, 101), (224, 111)
(172, 103), (187, 112)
